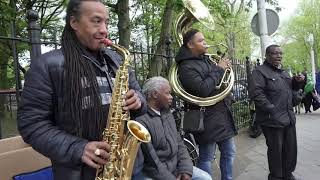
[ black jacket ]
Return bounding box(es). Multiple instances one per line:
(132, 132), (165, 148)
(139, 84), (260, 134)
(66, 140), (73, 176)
(292, 76), (306, 92)
(249, 61), (300, 127)
(133, 107), (193, 180)
(175, 46), (237, 144)
(17, 48), (146, 180)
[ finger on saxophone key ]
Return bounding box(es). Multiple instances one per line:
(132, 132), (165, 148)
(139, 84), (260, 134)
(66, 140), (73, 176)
(123, 89), (141, 110)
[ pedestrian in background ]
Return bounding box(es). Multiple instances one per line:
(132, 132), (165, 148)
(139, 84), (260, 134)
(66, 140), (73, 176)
(292, 72), (306, 114)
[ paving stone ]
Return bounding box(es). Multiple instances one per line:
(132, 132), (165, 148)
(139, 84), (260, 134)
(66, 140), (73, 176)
(214, 110), (320, 180)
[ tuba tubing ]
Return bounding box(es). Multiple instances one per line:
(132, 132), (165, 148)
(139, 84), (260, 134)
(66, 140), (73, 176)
(169, 0), (235, 107)
(169, 63), (234, 107)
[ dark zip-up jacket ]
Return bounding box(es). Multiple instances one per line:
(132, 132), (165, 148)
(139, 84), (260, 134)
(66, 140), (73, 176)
(175, 46), (237, 144)
(249, 61), (300, 127)
(133, 107), (193, 180)
(17, 48), (146, 180)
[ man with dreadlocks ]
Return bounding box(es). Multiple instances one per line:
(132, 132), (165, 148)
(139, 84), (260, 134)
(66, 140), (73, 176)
(17, 0), (146, 180)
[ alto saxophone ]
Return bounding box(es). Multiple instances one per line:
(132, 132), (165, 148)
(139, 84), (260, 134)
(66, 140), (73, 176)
(96, 39), (151, 180)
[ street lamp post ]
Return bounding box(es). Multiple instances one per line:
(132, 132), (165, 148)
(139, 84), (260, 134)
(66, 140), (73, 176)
(307, 34), (316, 84)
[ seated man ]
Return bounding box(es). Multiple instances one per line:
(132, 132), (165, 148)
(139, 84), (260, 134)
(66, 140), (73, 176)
(132, 76), (211, 180)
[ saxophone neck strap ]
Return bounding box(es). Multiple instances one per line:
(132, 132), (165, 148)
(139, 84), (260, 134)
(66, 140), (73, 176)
(82, 54), (114, 92)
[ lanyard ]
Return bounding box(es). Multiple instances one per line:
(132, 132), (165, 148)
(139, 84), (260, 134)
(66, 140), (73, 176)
(82, 54), (114, 92)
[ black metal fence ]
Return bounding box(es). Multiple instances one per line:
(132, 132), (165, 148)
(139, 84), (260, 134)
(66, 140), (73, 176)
(0, 10), (255, 139)
(0, 90), (19, 139)
(231, 58), (251, 129)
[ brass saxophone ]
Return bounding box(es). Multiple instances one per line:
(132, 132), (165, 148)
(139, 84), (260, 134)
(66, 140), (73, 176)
(96, 39), (151, 180)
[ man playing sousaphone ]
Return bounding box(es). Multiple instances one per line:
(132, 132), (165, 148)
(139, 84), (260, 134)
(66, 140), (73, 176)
(175, 29), (237, 180)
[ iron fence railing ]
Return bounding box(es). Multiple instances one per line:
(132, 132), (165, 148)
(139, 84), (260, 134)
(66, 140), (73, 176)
(0, 90), (20, 139)
(0, 9), (256, 139)
(0, 55), (256, 139)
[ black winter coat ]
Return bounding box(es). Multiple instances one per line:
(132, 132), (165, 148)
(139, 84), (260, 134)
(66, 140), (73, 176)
(17, 48), (146, 180)
(249, 61), (300, 127)
(175, 46), (237, 144)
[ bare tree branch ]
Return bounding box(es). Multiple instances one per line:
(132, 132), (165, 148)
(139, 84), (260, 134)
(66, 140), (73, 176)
(106, 2), (117, 12)
(42, 0), (66, 28)
(236, 0), (245, 16)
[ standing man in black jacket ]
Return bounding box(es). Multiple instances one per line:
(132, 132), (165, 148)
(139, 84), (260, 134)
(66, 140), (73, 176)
(250, 45), (302, 180)
(17, 0), (146, 180)
(175, 29), (237, 180)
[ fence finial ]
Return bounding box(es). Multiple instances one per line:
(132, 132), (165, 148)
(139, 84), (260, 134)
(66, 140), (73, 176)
(27, 9), (41, 62)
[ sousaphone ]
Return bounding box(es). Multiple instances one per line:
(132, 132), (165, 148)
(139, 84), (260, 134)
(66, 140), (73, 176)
(169, 0), (234, 107)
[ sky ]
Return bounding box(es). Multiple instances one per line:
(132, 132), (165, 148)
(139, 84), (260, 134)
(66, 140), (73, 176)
(250, 0), (300, 59)
(277, 0), (300, 23)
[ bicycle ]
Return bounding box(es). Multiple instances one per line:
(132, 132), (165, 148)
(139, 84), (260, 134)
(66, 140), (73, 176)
(171, 107), (199, 165)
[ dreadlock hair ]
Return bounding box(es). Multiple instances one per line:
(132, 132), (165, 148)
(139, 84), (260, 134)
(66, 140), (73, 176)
(61, 0), (104, 140)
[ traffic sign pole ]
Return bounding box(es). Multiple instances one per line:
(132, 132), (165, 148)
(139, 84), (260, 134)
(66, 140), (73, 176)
(257, 0), (268, 60)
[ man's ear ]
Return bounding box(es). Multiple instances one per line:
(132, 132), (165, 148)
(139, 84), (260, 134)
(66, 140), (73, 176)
(70, 16), (78, 31)
(187, 41), (194, 49)
(151, 91), (158, 99)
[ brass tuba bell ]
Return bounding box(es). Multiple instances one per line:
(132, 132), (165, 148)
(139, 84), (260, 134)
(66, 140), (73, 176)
(168, 0), (235, 107)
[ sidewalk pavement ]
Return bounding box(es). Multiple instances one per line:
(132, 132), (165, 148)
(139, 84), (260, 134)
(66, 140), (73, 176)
(212, 110), (320, 180)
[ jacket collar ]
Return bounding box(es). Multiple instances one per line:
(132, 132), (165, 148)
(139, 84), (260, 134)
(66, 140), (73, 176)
(83, 48), (122, 74)
(101, 48), (121, 68)
(264, 60), (283, 72)
(175, 45), (204, 63)
(147, 106), (171, 118)
(147, 106), (161, 117)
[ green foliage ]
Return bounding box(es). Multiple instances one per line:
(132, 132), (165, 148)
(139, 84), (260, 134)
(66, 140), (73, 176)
(282, 42), (309, 73)
(6, 59), (16, 88)
(205, 0), (253, 60)
(208, 0), (231, 19)
(131, 0), (165, 49)
(0, 0), (65, 90)
(281, 0), (320, 73)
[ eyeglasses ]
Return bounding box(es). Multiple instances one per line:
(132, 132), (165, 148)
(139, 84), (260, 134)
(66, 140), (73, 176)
(269, 52), (283, 55)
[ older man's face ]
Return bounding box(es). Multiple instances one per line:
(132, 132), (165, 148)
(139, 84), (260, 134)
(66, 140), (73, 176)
(266, 47), (283, 67)
(156, 83), (173, 110)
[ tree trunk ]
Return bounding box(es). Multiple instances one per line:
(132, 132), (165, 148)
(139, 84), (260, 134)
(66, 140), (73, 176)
(148, 0), (174, 77)
(227, 32), (236, 60)
(116, 0), (130, 48)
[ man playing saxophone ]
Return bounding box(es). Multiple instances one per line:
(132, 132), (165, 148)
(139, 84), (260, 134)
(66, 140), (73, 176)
(17, 0), (146, 180)
(175, 29), (237, 180)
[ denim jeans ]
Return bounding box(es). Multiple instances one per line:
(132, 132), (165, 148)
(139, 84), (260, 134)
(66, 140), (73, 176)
(131, 166), (212, 180)
(197, 137), (236, 180)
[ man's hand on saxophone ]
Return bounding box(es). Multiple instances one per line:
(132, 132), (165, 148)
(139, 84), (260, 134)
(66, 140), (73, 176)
(123, 89), (142, 111)
(81, 141), (111, 169)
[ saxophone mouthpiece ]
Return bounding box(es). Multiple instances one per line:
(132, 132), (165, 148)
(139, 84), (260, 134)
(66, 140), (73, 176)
(102, 38), (113, 46)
